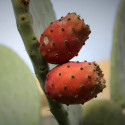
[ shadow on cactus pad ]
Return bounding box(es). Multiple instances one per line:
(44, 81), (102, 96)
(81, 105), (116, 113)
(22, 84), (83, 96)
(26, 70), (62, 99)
(80, 99), (125, 125)
(0, 45), (41, 125)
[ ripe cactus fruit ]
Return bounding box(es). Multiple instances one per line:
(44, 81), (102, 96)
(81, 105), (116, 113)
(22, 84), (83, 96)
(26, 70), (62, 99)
(45, 61), (106, 105)
(40, 13), (91, 64)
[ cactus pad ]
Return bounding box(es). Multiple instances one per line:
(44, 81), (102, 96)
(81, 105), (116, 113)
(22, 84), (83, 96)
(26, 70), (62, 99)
(80, 100), (125, 125)
(0, 45), (41, 125)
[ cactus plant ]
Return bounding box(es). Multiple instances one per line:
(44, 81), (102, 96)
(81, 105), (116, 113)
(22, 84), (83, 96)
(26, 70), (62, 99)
(80, 100), (125, 125)
(110, 0), (125, 108)
(11, 0), (82, 125)
(10, 0), (125, 125)
(0, 44), (41, 125)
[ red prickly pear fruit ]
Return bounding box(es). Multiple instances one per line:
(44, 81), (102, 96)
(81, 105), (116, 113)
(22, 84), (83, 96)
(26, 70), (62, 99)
(40, 13), (91, 64)
(45, 61), (106, 105)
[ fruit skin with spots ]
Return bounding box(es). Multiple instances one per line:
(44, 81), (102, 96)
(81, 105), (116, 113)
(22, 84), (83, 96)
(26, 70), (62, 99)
(45, 61), (106, 105)
(40, 13), (91, 64)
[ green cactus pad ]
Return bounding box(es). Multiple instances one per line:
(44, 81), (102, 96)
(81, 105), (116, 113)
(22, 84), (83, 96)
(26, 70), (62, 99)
(80, 100), (124, 125)
(11, 0), (82, 125)
(0, 45), (41, 125)
(110, 0), (125, 108)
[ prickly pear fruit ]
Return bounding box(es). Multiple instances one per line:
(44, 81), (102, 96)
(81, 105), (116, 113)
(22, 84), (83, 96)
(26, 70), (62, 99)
(40, 13), (91, 64)
(45, 61), (106, 105)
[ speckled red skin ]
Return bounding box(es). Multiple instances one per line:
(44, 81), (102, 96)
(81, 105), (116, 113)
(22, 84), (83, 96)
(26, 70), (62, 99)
(45, 61), (106, 105)
(40, 13), (91, 64)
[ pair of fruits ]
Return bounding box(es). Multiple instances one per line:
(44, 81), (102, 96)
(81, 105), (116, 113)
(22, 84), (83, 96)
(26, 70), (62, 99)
(39, 13), (106, 105)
